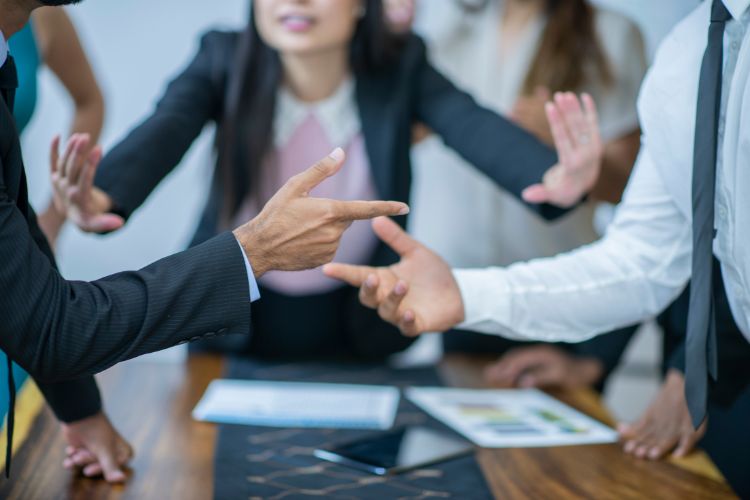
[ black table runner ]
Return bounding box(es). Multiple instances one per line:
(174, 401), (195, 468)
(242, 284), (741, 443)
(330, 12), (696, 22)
(213, 358), (493, 499)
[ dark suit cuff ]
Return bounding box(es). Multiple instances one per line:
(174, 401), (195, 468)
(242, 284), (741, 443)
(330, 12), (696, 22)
(36, 376), (102, 423)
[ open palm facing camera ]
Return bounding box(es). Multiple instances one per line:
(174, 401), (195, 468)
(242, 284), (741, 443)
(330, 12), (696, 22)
(324, 217), (464, 336)
(521, 92), (603, 207)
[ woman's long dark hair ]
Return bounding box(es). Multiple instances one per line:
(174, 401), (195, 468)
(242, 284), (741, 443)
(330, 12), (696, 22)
(216, 0), (403, 220)
(458, 0), (613, 95)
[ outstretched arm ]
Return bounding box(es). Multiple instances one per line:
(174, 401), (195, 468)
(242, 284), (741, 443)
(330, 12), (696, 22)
(3, 149), (407, 382)
(49, 32), (232, 234)
(413, 37), (602, 216)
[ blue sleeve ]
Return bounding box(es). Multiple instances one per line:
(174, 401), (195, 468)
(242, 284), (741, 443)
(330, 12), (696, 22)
(235, 237), (261, 302)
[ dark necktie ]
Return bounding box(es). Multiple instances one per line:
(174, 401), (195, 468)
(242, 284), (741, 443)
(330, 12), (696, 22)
(685, 0), (732, 429)
(0, 54), (18, 478)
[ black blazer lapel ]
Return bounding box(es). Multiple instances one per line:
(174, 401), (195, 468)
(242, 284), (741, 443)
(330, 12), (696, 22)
(355, 74), (396, 201)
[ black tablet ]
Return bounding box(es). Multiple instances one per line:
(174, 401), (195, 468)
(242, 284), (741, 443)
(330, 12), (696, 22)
(314, 426), (474, 475)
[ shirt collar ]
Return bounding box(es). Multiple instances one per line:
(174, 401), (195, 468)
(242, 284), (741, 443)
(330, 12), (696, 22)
(274, 78), (361, 149)
(724, 0), (750, 20)
(0, 29), (8, 68)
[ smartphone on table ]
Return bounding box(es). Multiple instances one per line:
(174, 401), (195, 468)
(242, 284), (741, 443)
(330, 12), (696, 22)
(314, 426), (474, 476)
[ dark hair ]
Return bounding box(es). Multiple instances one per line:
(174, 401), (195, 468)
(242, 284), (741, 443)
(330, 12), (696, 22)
(458, 0), (613, 95)
(216, 0), (404, 219)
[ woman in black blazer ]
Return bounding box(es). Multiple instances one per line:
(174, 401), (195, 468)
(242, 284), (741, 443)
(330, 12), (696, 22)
(53, 0), (601, 361)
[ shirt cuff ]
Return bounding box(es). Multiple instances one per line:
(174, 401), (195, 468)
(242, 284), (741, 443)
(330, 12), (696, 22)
(235, 237), (261, 302)
(453, 268), (512, 335)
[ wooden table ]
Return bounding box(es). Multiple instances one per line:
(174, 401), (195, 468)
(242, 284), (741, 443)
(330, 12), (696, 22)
(0, 354), (736, 499)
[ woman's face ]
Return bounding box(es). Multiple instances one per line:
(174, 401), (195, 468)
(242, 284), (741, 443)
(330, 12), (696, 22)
(254, 0), (364, 56)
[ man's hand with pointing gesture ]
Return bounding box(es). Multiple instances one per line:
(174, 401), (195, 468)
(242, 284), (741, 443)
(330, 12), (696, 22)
(235, 148), (410, 277)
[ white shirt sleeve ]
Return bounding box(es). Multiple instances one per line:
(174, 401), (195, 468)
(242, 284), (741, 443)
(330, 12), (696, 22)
(453, 141), (692, 342)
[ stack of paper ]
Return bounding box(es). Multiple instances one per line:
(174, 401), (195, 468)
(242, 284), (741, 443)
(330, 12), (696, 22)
(406, 387), (618, 448)
(193, 380), (399, 430)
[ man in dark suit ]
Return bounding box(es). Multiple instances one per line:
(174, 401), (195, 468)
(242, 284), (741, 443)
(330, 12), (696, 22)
(0, 0), (408, 481)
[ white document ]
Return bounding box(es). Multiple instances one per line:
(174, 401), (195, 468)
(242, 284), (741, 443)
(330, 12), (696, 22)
(406, 387), (618, 448)
(193, 380), (399, 430)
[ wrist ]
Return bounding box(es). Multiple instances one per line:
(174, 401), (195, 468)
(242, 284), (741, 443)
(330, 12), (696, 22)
(233, 222), (270, 278)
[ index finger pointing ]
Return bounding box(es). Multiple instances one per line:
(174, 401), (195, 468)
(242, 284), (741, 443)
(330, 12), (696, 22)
(332, 200), (410, 221)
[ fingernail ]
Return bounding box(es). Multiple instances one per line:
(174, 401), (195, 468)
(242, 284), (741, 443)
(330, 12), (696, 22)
(329, 147), (345, 162)
(398, 204), (410, 215)
(403, 310), (415, 322)
(365, 275), (377, 288)
(395, 282), (406, 295)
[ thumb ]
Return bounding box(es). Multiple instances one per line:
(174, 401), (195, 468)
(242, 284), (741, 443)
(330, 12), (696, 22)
(85, 214), (125, 234)
(372, 216), (419, 256)
(287, 147), (346, 197)
(322, 262), (374, 288)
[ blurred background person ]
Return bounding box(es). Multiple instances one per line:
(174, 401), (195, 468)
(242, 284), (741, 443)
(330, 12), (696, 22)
(51, 0), (600, 364)
(396, 0), (646, 391)
(12, 7), (105, 246)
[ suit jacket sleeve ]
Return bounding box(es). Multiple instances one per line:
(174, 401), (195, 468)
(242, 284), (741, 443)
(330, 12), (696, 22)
(23, 205), (103, 421)
(410, 36), (568, 220)
(94, 31), (232, 219)
(0, 168), (251, 383)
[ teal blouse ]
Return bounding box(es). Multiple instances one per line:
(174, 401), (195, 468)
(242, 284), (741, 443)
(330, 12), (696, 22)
(8, 22), (40, 133)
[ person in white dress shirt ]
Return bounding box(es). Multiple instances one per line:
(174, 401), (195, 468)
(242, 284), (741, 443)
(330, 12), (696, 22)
(330, 1), (750, 493)
(387, 0), (712, 463)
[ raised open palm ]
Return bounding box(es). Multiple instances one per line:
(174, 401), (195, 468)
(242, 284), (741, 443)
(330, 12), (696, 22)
(522, 92), (603, 207)
(50, 134), (123, 233)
